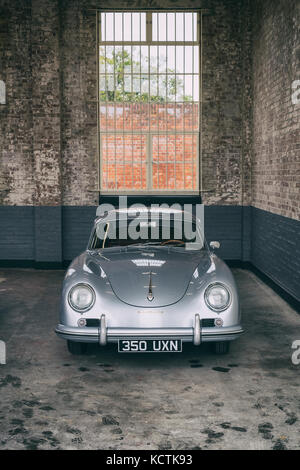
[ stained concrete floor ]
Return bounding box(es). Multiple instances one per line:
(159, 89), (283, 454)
(0, 268), (299, 450)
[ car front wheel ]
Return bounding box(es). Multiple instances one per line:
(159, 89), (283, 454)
(213, 341), (230, 355)
(67, 340), (87, 355)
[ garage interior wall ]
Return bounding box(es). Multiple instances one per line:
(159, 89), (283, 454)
(0, 0), (299, 301)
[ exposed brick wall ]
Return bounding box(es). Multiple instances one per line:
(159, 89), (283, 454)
(60, 4), (98, 206)
(100, 103), (199, 131)
(0, 0), (253, 206)
(100, 103), (198, 191)
(32, 0), (62, 206)
(250, 0), (300, 302)
(0, 1), (34, 205)
(201, 0), (253, 205)
(252, 0), (300, 221)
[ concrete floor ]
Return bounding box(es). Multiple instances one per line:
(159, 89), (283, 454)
(0, 268), (299, 450)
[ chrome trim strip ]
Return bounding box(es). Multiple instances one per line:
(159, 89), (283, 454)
(99, 314), (107, 345)
(193, 313), (201, 345)
(55, 324), (244, 343)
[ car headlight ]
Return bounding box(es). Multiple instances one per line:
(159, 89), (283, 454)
(68, 284), (95, 312)
(204, 283), (231, 312)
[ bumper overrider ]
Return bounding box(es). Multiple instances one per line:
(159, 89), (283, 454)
(55, 314), (244, 345)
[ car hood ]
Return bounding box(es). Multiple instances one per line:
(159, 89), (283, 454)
(86, 247), (211, 307)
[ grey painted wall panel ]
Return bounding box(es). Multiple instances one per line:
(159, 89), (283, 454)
(34, 207), (62, 262)
(251, 207), (300, 301)
(0, 206), (34, 259)
(62, 206), (97, 261)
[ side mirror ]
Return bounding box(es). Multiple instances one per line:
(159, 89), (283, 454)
(210, 241), (220, 251)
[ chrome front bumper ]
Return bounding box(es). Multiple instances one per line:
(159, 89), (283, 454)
(55, 314), (244, 345)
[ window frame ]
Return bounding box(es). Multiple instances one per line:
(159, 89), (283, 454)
(97, 10), (202, 195)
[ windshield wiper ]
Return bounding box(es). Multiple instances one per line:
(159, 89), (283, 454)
(128, 242), (162, 247)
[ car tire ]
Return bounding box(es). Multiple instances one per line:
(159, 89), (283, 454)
(67, 340), (87, 355)
(213, 341), (230, 355)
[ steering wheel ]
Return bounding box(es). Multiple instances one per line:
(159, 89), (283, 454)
(160, 239), (185, 246)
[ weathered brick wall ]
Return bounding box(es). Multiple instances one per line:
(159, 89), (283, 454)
(60, 3), (98, 206)
(0, 0), (252, 206)
(201, 0), (252, 205)
(100, 103), (198, 191)
(251, 0), (300, 301)
(0, 1), (34, 205)
(252, 0), (300, 221)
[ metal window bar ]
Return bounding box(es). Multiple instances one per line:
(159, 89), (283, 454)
(113, 14), (116, 189)
(139, 13), (142, 189)
(105, 14), (108, 189)
(191, 15), (194, 189)
(183, 19), (185, 190)
(122, 13), (125, 189)
(131, 14), (134, 189)
(157, 24), (159, 190)
(166, 15), (168, 189)
(174, 12), (177, 191)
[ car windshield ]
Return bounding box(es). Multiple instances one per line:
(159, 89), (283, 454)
(90, 211), (206, 251)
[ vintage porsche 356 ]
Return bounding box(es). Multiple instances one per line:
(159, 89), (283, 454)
(55, 207), (243, 355)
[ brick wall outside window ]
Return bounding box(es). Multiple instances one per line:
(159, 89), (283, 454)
(100, 102), (199, 191)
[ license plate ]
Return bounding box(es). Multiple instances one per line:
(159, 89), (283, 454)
(118, 339), (182, 353)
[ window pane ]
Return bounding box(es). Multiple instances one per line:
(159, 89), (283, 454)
(176, 46), (184, 73)
(158, 46), (167, 73)
(184, 75), (193, 101)
(152, 135), (198, 190)
(167, 13), (175, 42)
(141, 75), (149, 100)
(152, 13), (158, 41)
(158, 13), (167, 41)
(175, 75), (184, 101)
(158, 76), (166, 102)
(193, 75), (199, 101)
(123, 13), (131, 41)
(175, 13), (184, 41)
(184, 46), (193, 73)
(167, 46), (176, 72)
(124, 75), (131, 94)
(132, 75), (140, 94)
(193, 45), (199, 74)
(114, 13), (122, 41)
(123, 46), (131, 73)
(100, 46), (114, 74)
(103, 13), (114, 41)
(140, 13), (146, 41)
(184, 13), (193, 41)
(167, 75), (176, 101)
(193, 13), (197, 42)
(102, 134), (147, 190)
(132, 46), (141, 73)
(102, 12), (146, 43)
(150, 46), (158, 71)
(152, 12), (197, 43)
(140, 46), (148, 73)
(132, 13), (140, 41)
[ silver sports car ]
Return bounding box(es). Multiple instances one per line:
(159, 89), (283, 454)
(55, 207), (243, 355)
